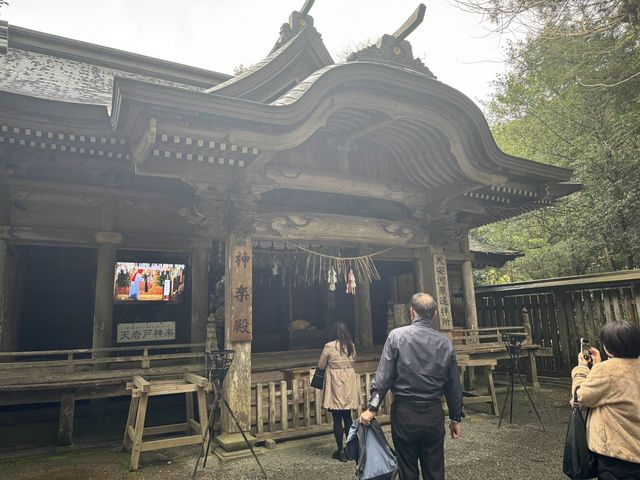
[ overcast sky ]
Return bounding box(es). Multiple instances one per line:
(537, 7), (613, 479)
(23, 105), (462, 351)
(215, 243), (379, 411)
(3, 0), (518, 106)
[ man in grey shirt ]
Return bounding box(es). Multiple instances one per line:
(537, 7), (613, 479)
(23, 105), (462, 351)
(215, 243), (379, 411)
(360, 292), (463, 480)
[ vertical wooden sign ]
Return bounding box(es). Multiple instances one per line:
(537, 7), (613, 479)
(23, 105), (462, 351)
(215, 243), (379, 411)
(229, 245), (252, 342)
(433, 254), (453, 330)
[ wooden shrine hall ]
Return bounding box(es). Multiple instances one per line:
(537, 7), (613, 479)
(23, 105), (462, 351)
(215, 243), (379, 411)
(0, 3), (579, 451)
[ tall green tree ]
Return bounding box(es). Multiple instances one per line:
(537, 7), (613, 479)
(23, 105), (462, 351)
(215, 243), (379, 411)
(462, 1), (640, 283)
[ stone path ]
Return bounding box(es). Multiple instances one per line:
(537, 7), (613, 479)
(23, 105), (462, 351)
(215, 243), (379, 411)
(0, 385), (572, 480)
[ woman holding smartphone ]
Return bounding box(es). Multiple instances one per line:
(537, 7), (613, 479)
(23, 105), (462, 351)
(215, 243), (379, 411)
(571, 320), (640, 479)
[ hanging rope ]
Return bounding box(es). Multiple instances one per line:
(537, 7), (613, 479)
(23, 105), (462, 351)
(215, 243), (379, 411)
(288, 243), (396, 260)
(287, 243), (395, 286)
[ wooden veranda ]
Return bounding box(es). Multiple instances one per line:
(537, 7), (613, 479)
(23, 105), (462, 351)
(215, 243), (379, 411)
(0, 320), (549, 445)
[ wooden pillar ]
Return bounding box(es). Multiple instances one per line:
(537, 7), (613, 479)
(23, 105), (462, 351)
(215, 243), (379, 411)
(0, 239), (7, 351)
(356, 281), (373, 351)
(461, 238), (478, 389)
(205, 314), (217, 353)
(0, 189), (9, 352)
(413, 255), (426, 294)
(527, 350), (540, 388)
(388, 275), (399, 304)
(521, 307), (540, 388)
(0, 245), (24, 353)
(218, 233), (255, 451)
(190, 245), (209, 345)
(92, 233), (120, 352)
(415, 246), (453, 335)
(58, 390), (76, 446)
(280, 282), (291, 350)
(461, 237), (479, 332)
(521, 307), (533, 345)
(459, 236), (478, 388)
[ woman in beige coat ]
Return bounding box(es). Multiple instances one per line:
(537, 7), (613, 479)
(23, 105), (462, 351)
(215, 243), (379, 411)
(571, 320), (640, 479)
(318, 322), (360, 462)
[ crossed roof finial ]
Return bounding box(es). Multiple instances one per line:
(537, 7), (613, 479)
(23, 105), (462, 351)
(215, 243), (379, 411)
(300, 0), (315, 18)
(346, 3), (434, 77)
(270, 0), (317, 53)
(392, 3), (426, 43)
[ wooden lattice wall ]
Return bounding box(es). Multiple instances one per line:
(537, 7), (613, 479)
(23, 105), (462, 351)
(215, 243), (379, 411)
(476, 272), (640, 377)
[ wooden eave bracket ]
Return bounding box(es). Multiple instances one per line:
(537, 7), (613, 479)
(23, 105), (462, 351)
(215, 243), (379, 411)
(130, 117), (157, 167)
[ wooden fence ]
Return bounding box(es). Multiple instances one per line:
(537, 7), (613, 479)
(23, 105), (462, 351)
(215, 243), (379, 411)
(249, 372), (391, 439)
(475, 270), (640, 377)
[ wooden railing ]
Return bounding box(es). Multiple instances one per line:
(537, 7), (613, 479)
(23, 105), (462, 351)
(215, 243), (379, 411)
(249, 371), (392, 439)
(0, 343), (206, 393)
(0, 343), (204, 369)
(452, 326), (528, 347)
(475, 270), (640, 377)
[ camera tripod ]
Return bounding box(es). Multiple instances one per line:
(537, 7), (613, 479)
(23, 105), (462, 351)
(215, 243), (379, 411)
(191, 350), (268, 480)
(497, 334), (546, 432)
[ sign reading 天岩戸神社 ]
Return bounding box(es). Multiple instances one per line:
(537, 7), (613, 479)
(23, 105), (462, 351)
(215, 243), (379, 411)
(117, 321), (176, 343)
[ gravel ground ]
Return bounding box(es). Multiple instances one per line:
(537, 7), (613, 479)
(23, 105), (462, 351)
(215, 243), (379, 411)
(0, 385), (572, 480)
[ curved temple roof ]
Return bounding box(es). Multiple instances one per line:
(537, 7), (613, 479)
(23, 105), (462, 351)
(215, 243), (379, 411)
(0, 6), (580, 231)
(110, 21), (579, 226)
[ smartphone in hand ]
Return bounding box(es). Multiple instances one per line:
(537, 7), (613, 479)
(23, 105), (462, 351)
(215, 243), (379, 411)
(580, 338), (592, 367)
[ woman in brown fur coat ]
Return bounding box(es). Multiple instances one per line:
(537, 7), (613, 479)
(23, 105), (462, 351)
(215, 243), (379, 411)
(571, 321), (640, 479)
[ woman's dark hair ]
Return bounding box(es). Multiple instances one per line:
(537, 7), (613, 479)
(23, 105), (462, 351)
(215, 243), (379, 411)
(600, 321), (640, 358)
(329, 322), (355, 357)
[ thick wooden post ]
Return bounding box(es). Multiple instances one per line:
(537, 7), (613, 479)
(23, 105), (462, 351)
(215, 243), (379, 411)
(0, 239), (8, 352)
(1, 246), (26, 354)
(521, 307), (533, 345)
(461, 237), (479, 389)
(0, 189), (8, 352)
(205, 314), (217, 352)
(357, 281), (374, 351)
(414, 247), (434, 295)
(461, 237), (479, 332)
(218, 234), (255, 451)
(58, 391), (76, 446)
(521, 307), (540, 388)
(190, 245), (209, 345)
(92, 233), (120, 352)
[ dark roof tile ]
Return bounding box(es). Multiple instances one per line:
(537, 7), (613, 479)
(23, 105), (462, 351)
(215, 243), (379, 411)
(0, 48), (204, 107)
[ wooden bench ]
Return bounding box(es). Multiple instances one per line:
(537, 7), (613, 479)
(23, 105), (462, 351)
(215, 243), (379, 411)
(122, 373), (210, 471)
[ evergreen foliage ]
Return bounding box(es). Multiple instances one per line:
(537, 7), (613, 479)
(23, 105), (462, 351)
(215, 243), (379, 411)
(458, 0), (640, 283)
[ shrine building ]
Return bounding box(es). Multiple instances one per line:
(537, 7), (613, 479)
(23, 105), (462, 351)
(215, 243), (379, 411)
(0, 3), (578, 450)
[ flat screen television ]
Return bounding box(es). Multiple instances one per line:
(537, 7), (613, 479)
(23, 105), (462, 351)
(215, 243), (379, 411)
(114, 262), (186, 303)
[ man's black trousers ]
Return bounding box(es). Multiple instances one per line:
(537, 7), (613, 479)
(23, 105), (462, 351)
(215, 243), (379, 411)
(391, 397), (445, 480)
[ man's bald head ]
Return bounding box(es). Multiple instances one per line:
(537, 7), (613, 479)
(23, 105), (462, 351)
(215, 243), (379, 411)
(410, 293), (437, 319)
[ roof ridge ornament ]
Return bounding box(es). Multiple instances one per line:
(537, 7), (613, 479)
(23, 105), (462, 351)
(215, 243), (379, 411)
(270, 0), (316, 53)
(346, 4), (435, 78)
